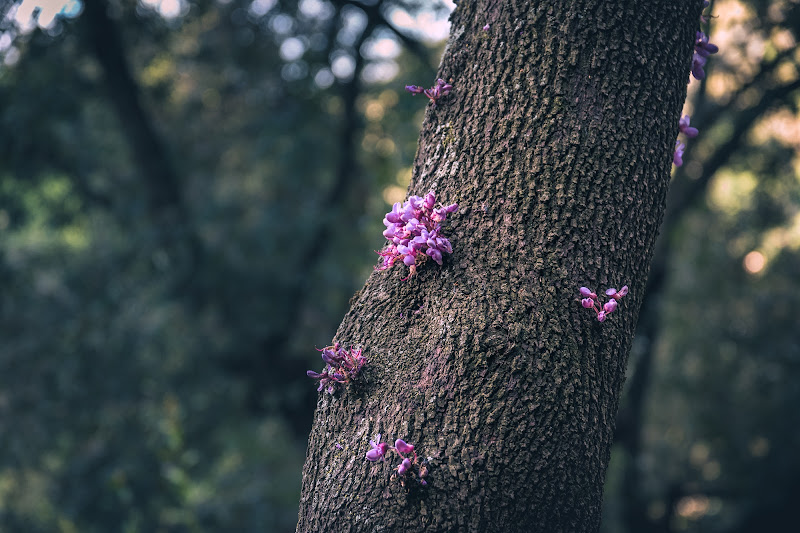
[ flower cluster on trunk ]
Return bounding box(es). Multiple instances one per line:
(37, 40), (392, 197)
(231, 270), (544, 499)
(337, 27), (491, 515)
(366, 434), (428, 488)
(674, 1), (719, 167)
(405, 78), (453, 106)
(377, 190), (458, 278)
(579, 285), (629, 322)
(306, 343), (366, 394)
(691, 29), (719, 81)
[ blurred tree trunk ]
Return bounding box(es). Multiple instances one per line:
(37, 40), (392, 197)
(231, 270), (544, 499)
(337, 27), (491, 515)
(296, 1), (701, 532)
(78, 1), (204, 293)
(79, 0), (182, 213)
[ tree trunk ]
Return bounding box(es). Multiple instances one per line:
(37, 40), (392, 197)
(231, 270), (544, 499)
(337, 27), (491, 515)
(296, 1), (700, 532)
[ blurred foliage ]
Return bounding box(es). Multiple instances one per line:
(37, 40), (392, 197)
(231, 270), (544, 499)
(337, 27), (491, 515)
(0, 0), (445, 530)
(603, 1), (800, 532)
(0, 0), (798, 532)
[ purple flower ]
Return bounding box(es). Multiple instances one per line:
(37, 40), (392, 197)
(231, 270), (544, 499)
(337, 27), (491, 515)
(376, 190), (458, 277)
(385, 202), (403, 223)
(426, 247), (443, 265)
(674, 141), (685, 167)
(394, 439), (415, 454)
(691, 31), (718, 81)
(308, 343), (366, 394)
(579, 284), (628, 322)
(691, 54), (707, 81)
(366, 434), (390, 461)
(423, 191), (436, 210)
(397, 458), (412, 475)
(320, 348), (341, 366)
(679, 115), (699, 138)
(695, 31), (719, 57)
(432, 203), (458, 222)
(483, 23), (490, 31)
(580, 287), (597, 299)
(365, 448), (384, 461)
(365, 433), (427, 487)
(405, 78), (453, 105)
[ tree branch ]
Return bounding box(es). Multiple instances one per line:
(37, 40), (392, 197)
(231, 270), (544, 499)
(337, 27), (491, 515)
(78, 0), (182, 213)
(334, 0), (436, 68)
(228, 8), (382, 432)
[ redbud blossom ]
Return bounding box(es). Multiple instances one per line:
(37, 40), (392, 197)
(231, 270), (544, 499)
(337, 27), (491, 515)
(692, 31), (719, 80)
(397, 458), (412, 476)
(377, 190), (458, 277)
(674, 141), (685, 167)
(580, 287), (597, 299)
(405, 78), (452, 105)
(394, 439), (415, 454)
(579, 284), (628, 322)
(366, 434), (390, 462)
(307, 343), (366, 394)
(365, 434), (425, 487)
(679, 115), (699, 138)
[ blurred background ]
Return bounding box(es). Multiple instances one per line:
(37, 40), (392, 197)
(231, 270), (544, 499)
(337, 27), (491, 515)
(0, 1), (797, 532)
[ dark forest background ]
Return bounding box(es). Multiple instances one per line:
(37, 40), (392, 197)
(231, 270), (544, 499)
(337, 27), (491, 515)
(0, 1), (797, 532)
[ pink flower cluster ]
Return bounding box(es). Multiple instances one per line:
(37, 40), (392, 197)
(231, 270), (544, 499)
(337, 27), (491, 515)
(366, 434), (428, 487)
(405, 78), (453, 106)
(674, 2), (719, 167)
(691, 30), (719, 81)
(306, 342), (366, 395)
(377, 191), (458, 278)
(579, 285), (628, 322)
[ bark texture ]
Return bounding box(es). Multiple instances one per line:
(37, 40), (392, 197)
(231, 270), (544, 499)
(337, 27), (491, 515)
(297, 1), (701, 532)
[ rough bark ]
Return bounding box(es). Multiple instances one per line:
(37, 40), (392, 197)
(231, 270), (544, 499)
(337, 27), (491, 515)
(297, 1), (701, 532)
